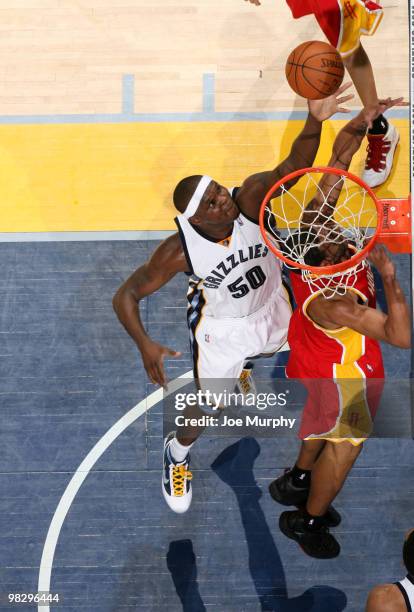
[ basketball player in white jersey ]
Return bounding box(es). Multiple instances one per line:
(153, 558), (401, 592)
(113, 85), (354, 513)
(366, 530), (414, 611)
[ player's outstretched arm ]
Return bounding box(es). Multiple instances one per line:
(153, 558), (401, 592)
(303, 96), (407, 222)
(236, 83), (354, 221)
(328, 96), (406, 172)
(311, 247), (411, 349)
(113, 234), (189, 387)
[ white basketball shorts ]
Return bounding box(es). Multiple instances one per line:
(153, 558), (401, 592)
(190, 285), (292, 386)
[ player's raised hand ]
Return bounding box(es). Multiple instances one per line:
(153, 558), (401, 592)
(368, 245), (395, 280)
(141, 339), (181, 389)
(361, 97), (408, 130)
(308, 82), (354, 122)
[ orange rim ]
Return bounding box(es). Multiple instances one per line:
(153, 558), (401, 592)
(258, 166), (383, 275)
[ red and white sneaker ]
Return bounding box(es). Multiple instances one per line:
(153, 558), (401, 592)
(362, 123), (399, 188)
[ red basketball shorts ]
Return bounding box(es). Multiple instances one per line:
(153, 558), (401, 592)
(287, 349), (384, 446)
(286, 0), (383, 57)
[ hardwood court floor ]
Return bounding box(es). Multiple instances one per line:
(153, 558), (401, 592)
(0, 0), (407, 115)
(0, 1), (409, 232)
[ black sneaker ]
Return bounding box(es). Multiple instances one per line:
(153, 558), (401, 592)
(269, 469), (341, 528)
(269, 468), (308, 506)
(279, 510), (340, 559)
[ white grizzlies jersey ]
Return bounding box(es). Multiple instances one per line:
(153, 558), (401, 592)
(396, 575), (414, 611)
(175, 191), (283, 319)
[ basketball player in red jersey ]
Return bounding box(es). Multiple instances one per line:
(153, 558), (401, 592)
(268, 97), (410, 559)
(244, 0), (399, 188)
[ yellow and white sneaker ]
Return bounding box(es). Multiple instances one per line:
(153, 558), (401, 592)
(235, 361), (257, 398)
(162, 432), (192, 514)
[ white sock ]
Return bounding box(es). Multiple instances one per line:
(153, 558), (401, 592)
(169, 436), (192, 462)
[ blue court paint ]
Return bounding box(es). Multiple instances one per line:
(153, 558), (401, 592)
(0, 231), (175, 242)
(0, 240), (410, 612)
(37, 371), (193, 612)
(0, 108), (407, 125)
(122, 74), (135, 116)
(0, 109), (310, 124)
(0, 74), (407, 125)
(202, 73), (215, 114)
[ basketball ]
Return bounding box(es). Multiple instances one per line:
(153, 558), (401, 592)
(285, 40), (345, 100)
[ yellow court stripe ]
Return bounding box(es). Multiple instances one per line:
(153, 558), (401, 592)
(0, 119), (408, 232)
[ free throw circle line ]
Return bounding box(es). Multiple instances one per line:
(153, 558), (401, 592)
(37, 370), (193, 611)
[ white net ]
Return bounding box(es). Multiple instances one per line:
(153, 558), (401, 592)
(263, 170), (379, 297)
(300, 261), (367, 297)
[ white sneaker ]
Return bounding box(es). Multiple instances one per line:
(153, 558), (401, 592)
(162, 432), (192, 514)
(362, 123), (399, 188)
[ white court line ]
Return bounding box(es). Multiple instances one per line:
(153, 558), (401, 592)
(36, 351), (290, 609)
(37, 370), (193, 611)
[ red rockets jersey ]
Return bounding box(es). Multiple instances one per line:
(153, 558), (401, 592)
(285, 0), (383, 58)
(286, 265), (384, 379)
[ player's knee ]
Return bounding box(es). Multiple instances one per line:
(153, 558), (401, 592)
(328, 439), (363, 463)
(350, 441), (364, 460)
(196, 396), (225, 416)
(343, 43), (369, 69)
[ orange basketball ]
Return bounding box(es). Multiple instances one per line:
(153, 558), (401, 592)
(285, 40), (345, 100)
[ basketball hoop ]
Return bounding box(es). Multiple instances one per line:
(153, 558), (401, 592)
(259, 166), (411, 296)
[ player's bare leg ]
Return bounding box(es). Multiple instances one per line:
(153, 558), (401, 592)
(296, 439), (325, 471)
(344, 44), (399, 188)
(162, 401), (210, 514)
(176, 402), (210, 446)
(342, 44), (378, 107)
(278, 439), (362, 559)
(306, 440), (363, 516)
(163, 360), (259, 512)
